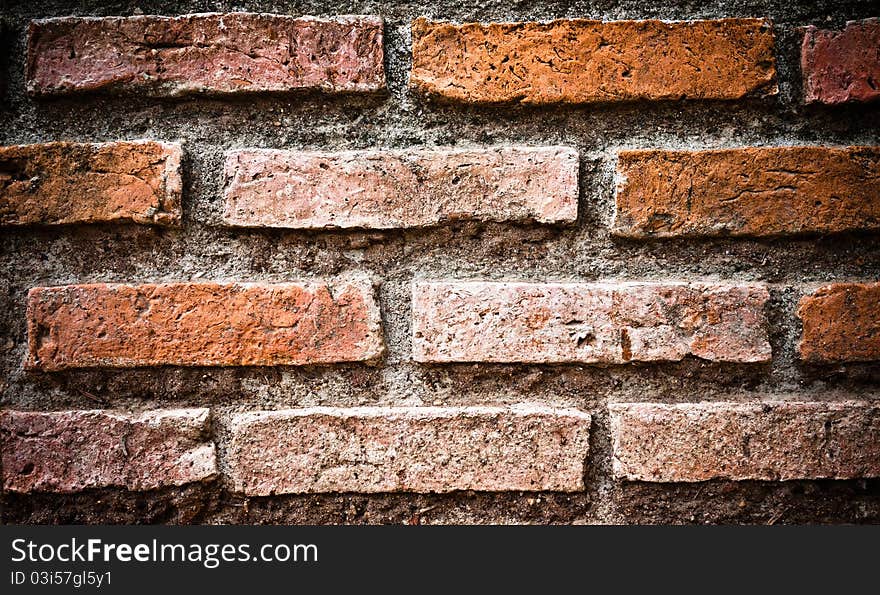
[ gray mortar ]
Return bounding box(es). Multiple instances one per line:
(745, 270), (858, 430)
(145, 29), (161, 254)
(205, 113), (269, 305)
(1, 0), (879, 524)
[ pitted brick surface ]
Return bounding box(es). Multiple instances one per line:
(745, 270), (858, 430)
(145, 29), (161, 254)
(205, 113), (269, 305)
(227, 405), (592, 494)
(802, 19), (880, 104)
(26, 280), (384, 370)
(222, 146), (579, 228)
(411, 18), (777, 104)
(798, 283), (880, 363)
(610, 401), (880, 481)
(613, 146), (880, 238)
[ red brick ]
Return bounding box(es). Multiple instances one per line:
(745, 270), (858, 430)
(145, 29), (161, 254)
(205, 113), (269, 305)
(27, 14), (384, 97)
(222, 146), (578, 228)
(1, 408), (216, 492)
(0, 141), (181, 226)
(613, 146), (880, 238)
(411, 18), (777, 104)
(610, 401), (880, 481)
(226, 405), (591, 494)
(26, 279), (383, 371)
(802, 19), (880, 104)
(412, 282), (770, 364)
(797, 282), (880, 363)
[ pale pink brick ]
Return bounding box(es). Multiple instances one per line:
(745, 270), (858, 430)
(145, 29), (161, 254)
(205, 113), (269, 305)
(226, 405), (592, 494)
(412, 281), (771, 364)
(610, 401), (880, 482)
(1, 408), (217, 493)
(27, 14), (385, 96)
(221, 146), (579, 228)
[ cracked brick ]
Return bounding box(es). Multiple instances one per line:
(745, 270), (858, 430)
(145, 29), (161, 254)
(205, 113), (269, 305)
(412, 281), (771, 364)
(0, 141), (181, 226)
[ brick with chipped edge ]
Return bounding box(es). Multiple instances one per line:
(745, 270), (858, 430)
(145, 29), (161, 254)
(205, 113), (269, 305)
(411, 18), (777, 104)
(612, 146), (880, 238)
(1, 408), (217, 493)
(0, 140), (182, 227)
(797, 282), (880, 363)
(412, 281), (771, 364)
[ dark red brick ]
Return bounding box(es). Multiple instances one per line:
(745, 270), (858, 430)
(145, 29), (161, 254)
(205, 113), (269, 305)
(802, 19), (880, 104)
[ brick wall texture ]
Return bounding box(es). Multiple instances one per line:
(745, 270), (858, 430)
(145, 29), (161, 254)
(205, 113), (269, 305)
(1, 1), (878, 525)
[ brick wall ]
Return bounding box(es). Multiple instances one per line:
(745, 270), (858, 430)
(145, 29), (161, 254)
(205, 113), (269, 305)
(1, 1), (878, 525)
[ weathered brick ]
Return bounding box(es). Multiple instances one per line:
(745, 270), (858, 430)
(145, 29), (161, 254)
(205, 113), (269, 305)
(610, 401), (880, 481)
(27, 279), (383, 371)
(613, 146), (880, 238)
(412, 282), (770, 364)
(798, 282), (880, 363)
(411, 18), (777, 104)
(0, 141), (181, 226)
(222, 146), (579, 228)
(1, 408), (216, 493)
(27, 13), (384, 97)
(227, 405), (591, 494)
(802, 19), (880, 104)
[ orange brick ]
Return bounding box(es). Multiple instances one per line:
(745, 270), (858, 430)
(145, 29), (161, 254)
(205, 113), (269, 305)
(797, 283), (880, 363)
(0, 141), (181, 226)
(27, 280), (384, 371)
(613, 146), (880, 238)
(411, 18), (777, 104)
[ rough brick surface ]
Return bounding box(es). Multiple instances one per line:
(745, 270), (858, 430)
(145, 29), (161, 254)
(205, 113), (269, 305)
(27, 279), (383, 371)
(411, 18), (777, 104)
(226, 405), (592, 494)
(802, 19), (880, 104)
(222, 146), (579, 228)
(1, 408), (216, 492)
(798, 283), (880, 363)
(412, 282), (771, 364)
(610, 401), (880, 482)
(613, 146), (880, 238)
(27, 13), (385, 97)
(0, 141), (181, 226)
